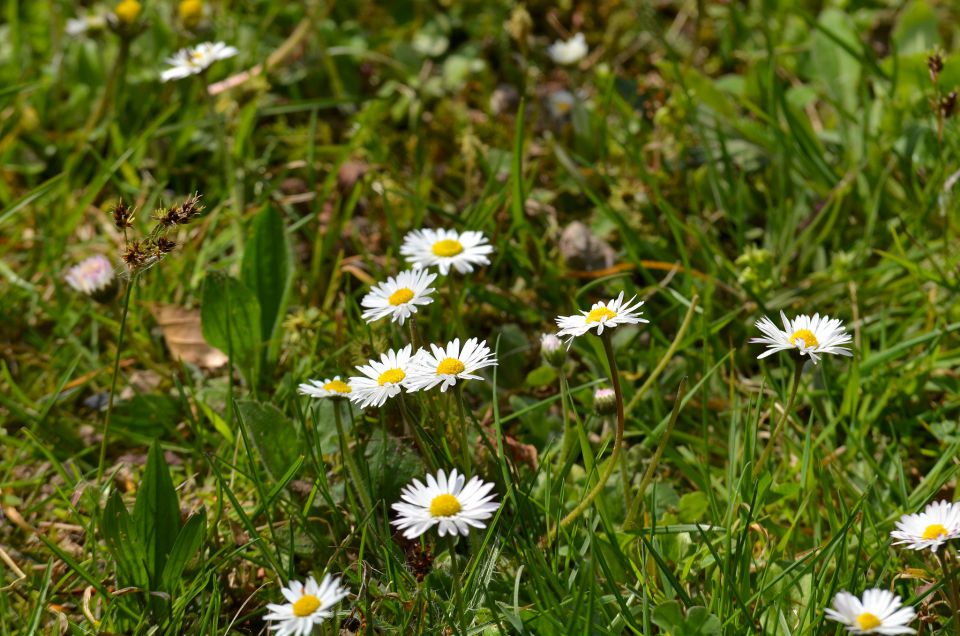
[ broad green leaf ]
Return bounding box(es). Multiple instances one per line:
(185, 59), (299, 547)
(201, 272), (262, 384)
(235, 400), (301, 481)
(241, 206), (292, 359)
(810, 8), (862, 113)
(101, 491), (149, 590)
(132, 442), (181, 589)
(892, 0), (940, 56)
(160, 509), (206, 594)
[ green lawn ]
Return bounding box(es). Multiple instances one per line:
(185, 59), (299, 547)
(2, 1), (960, 634)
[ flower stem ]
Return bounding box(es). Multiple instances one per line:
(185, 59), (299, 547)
(557, 332), (623, 531)
(82, 36), (130, 138)
(940, 550), (960, 636)
(753, 356), (804, 479)
(333, 400), (373, 513)
(623, 378), (687, 530)
(96, 273), (136, 488)
(454, 386), (473, 475)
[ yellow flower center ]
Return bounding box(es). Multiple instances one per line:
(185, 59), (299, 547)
(555, 100), (572, 114)
(388, 287), (415, 306)
(292, 594), (321, 617)
(190, 50), (205, 63)
(923, 523), (949, 540)
(322, 380), (351, 394)
(436, 358), (465, 375)
(429, 494), (462, 517)
(377, 368), (405, 386)
(178, 0), (203, 26)
(432, 239), (464, 257)
(585, 306), (617, 324)
(789, 329), (819, 348)
(114, 0), (141, 24)
(856, 612), (881, 631)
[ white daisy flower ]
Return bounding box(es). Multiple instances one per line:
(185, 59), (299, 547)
(406, 337), (497, 393)
(360, 268), (437, 325)
(547, 89), (576, 119)
(348, 345), (418, 409)
(161, 41), (238, 82)
(66, 14), (107, 36)
(263, 574), (350, 636)
(890, 500), (960, 553)
(824, 588), (916, 634)
(547, 33), (588, 65)
(65, 255), (117, 300)
(400, 228), (493, 275)
(297, 376), (353, 400)
(555, 292), (648, 342)
(391, 468), (500, 539)
(749, 311), (852, 364)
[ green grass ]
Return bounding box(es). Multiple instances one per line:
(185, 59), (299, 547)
(2, 0), (960, 634)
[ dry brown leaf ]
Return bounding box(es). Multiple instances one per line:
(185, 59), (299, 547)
(151, 304), (228, 369)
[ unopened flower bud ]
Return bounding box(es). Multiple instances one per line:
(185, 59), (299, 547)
(540, 333), (565, 367)
(593, 387), (617, 416)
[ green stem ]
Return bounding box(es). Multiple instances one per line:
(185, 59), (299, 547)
(624, 294), (698, 418)
(940, 551), (960, 636)
(82, 36), (130, 138)
(624, 378), (687, 529)
(333, 400), (373, 513)
(753, 356), (804, 479)
(454, 387), (472, 475)
(557, 333), (623, 531)
(556, 372), (575, 469)
(447, 536), (465, 633)
(96, 273), (136, 488)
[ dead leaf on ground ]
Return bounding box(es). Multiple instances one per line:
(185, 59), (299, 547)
(151, 304), (228, 369)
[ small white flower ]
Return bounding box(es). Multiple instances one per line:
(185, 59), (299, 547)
(406, 338), (497, 393)
(555, 292), (648, 342)
(65, 255), (116, 297)
(263, 574), (350, 636)
(547, 89), (576, 119)
(348, 345), (419, 409)
(824, 588), (916, 634)
(297, 376), (353, 400)
(161, 41), (237, 82)
(66, 14), (107, 36)
(361, 268), (437, 325)
(400, 228), (493, 275)
(547, 33), (588, 65)
(749, 311), (852, 364)
(890, 500), (960, 553)
(391, 468), (500, 539)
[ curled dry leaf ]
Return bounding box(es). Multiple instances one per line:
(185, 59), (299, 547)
(151, 304), (228, 369)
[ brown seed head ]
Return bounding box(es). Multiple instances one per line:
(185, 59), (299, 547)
(941, 91), (958, 119)
(155, 236), (177, 254)
(928, 52), (944, 84)
(112, 199), (135, 230)
(121, 240), (147, 268)
(177, 193), (204, 223)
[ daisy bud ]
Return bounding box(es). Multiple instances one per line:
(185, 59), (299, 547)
(540, 333), (565, 367)
(65, 255), (118, 303)
(114, 0), (141, 25)
(593, 387), (617, 416)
